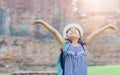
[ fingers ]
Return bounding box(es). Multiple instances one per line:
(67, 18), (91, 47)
(108, 24), (117, 30)
(106, 24), (114, 29)
(31, 20), (40, 25)
(31, 20), (44, 25)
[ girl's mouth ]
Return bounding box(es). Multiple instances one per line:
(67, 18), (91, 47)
(70, 32), (76, 35)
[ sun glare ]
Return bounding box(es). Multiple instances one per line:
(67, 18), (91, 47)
(72, 0), (120, 14)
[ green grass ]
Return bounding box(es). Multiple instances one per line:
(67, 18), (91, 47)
(0, 73), (9, 75)
(88, 65), (120, 75)
(0, 65), (120, 75)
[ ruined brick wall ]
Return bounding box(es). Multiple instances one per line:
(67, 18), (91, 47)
(0, 0), (120, 72)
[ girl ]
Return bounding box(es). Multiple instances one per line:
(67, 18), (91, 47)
(32, 20), (116, 75)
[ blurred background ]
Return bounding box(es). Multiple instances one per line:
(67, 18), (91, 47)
(0, 0), (120, 74)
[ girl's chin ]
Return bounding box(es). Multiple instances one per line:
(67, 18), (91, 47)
(69, 35), (78, 37)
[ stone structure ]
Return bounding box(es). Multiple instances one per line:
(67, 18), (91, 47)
(0, 0), (120, 73)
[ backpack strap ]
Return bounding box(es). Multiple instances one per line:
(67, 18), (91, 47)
(79, 40), (86, 51)
(63, 41), (71, 52)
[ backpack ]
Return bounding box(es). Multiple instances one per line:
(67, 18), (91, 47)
(57, 40), (86, 75)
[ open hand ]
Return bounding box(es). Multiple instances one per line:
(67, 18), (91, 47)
(31, 20), (44, 25)
(107, 24), (117, 30)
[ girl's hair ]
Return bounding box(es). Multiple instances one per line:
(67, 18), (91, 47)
(78, 39), (86, 45)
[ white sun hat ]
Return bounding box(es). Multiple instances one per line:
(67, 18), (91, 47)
(63, 23), (84, 39)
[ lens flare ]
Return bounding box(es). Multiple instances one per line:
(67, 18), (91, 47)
(72, 0), (120, 13)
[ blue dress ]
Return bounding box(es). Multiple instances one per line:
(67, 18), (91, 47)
(64, 44), (88, 75)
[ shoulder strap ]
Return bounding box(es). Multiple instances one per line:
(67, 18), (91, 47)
(79, 40), (86, 51)
(81, 44), (86, 51)
(64, 41), (71, 52)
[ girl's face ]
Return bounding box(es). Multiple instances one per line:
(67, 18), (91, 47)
(66, 27), (81, 40)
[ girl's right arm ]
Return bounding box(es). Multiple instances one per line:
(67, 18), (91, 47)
(32, 20), (65, 47)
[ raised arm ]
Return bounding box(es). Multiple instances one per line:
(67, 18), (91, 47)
(32, 20), (65, 46)
(85, 24), (116, 45)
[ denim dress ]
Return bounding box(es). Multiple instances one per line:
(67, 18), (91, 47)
(64, 44), (88, 75)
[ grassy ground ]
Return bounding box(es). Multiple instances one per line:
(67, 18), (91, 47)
(0, 65), (120, 75)
(88, 65), (120, 75)
(0, 73), (9, 75)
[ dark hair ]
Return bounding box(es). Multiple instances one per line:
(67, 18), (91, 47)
(78, 39), (86, 45)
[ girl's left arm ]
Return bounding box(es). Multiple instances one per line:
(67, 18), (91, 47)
(84, 24), (116, 45)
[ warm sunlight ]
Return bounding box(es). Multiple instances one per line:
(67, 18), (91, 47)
(72, 0), (120, 13)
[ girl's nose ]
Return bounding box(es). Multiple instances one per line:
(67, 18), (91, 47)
(71, 29), (76, 32)
(71, 30), (74, 32)
(70, 29), (74, 31)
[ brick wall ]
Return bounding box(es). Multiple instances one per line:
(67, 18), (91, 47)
(0, 0), (120, 72)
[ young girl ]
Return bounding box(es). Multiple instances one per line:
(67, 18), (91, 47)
(32, 20), (116, 75)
